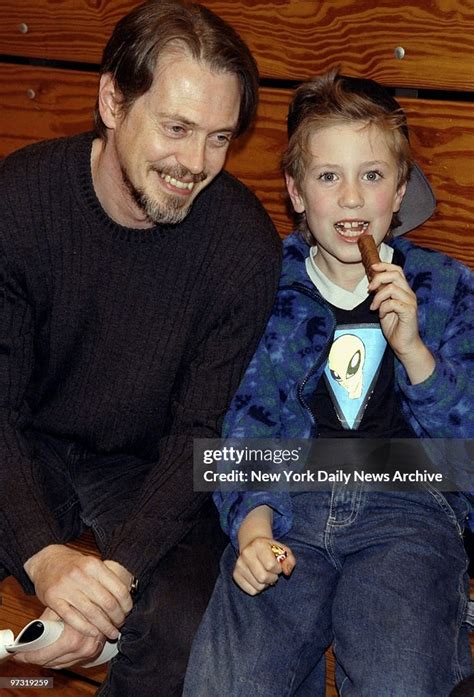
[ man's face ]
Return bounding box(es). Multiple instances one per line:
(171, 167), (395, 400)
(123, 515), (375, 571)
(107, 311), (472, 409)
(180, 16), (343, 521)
(100, 49), (241, 226)
(286, 122), (406, 286)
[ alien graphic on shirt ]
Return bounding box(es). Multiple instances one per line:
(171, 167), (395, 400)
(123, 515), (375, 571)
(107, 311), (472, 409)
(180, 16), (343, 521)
(324, 326), (386, 429)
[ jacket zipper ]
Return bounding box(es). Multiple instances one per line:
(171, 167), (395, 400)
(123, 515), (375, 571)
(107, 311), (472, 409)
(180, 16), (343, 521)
(286, 281), (335, 435)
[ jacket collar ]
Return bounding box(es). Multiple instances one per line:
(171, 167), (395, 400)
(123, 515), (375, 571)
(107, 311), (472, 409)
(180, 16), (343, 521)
(280, 231), (416, 290)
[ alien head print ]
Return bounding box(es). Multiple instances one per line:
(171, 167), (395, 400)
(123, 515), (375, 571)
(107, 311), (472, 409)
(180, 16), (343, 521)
(324, 324), (387, 429)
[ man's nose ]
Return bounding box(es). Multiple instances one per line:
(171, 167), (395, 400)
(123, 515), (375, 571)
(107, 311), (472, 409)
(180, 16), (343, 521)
(176, 136), (206, 176)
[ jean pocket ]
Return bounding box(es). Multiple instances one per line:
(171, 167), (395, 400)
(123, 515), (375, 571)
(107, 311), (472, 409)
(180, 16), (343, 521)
(422, 484), (470, 537)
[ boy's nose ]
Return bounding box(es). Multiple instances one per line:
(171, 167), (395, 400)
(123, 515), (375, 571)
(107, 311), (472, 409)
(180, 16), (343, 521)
(338, 181), (364, 208)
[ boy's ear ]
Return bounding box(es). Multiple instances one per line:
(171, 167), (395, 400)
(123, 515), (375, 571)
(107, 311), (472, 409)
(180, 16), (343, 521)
(285, 173), (305, 214)
(98, 73), (122, 130)
(393, 181), (407, 213)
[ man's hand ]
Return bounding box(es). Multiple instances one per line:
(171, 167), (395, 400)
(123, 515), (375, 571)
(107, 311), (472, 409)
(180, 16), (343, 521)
(12, 608), (105, 669)
(24, 545), (133, 639)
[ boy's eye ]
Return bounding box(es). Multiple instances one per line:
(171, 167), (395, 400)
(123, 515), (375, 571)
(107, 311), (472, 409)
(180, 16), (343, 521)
(318, 172), (338, 183)
(364, 170), (383, 181)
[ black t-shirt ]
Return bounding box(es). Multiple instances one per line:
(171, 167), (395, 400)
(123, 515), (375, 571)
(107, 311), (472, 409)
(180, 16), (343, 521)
(309, 249), (415, 439)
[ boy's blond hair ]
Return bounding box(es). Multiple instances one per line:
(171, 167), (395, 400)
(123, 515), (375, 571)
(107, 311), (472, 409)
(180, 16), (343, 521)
(282, 69), (413, 243)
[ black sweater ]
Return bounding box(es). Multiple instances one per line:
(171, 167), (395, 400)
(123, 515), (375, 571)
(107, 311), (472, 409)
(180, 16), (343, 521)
(0, 132), (281, 589)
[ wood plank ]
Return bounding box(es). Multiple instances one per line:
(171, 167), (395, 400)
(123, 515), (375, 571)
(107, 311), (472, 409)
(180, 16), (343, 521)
(0, 63), (97, 154)
(201, 0), (474, 91)
(0, 63), (473, 268)
(0, 0), (473, 90)
(0, 0), (141, 66)
(397, 97), (474, 264)
(325, 649), (338, 697)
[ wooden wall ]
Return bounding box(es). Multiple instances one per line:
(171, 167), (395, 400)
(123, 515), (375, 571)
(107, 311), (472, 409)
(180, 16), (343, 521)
(0, 3), (473, 694)
(1, 1), (473, 267)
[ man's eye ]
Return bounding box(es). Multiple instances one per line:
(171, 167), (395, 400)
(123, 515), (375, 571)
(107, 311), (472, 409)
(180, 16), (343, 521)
(166, 124), (186, 136)
(211, 134), (232, 147)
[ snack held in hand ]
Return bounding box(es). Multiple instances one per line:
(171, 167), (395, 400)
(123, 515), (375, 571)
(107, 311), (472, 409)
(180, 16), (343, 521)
(358, 234), (381, 281)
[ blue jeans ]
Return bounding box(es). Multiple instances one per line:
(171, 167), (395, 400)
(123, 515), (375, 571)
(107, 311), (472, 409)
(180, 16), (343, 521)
(183, 487), (472, 697)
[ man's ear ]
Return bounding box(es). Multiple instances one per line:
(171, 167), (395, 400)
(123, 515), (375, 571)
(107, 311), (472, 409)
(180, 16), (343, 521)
(393, 180), (407, 213)
(97, 73), (122, 130)
(285, 173), (305, 214)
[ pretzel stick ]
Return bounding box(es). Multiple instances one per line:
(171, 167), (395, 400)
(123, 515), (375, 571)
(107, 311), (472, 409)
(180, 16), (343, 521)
(358, 235), (380, 281)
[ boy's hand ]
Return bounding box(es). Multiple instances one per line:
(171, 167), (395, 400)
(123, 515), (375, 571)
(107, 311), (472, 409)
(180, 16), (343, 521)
(369, 262), (435, 384)
(233, 537), (295, 595)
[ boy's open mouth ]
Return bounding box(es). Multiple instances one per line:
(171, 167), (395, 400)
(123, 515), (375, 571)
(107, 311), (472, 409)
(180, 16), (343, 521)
(334, 220), (369, 238)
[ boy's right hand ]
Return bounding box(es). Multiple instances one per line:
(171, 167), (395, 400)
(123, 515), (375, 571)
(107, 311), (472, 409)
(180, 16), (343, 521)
(233, 537), (296, 595)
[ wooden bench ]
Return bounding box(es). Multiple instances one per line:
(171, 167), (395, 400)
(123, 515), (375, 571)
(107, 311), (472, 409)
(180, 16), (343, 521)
(1, 1), (473, 694)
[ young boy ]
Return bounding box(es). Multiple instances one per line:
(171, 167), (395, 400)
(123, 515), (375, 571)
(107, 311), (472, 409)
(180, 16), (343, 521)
(183, 71), (473, 696)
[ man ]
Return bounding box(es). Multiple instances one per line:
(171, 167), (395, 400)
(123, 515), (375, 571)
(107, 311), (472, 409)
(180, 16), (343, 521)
(0, 1), (281, 694)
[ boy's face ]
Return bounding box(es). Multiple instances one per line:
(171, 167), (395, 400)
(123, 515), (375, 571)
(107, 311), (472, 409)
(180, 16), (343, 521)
(286, 122), (406, 286)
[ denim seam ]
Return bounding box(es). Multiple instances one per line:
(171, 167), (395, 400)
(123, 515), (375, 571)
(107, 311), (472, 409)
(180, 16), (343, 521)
(338, 675), (349, 696)
(332, 639), (349, 696)
(423, 484), (465, 538)
(52, 494), (80, 518)
(325, 492), (338, 568)
(89, 521), (107, 549)
(452, 575), (470, 684)
(326, 485), (364, 529)
(324, 521), (341, 571)
(286, 647), (307, 697)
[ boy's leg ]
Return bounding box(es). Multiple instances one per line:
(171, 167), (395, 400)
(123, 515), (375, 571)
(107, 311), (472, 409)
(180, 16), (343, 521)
(184, 493), (338, 697)
(330, 490), (472, 697)
(293, 658), (328, 696)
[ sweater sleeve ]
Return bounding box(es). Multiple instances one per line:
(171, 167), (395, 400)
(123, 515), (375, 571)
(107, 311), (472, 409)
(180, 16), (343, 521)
(0, 245), (65, 592)
(102, 259), (282, 581)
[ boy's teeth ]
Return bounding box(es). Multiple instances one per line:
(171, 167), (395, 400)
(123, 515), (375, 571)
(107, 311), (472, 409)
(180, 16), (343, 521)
(335, 221), (369, 236)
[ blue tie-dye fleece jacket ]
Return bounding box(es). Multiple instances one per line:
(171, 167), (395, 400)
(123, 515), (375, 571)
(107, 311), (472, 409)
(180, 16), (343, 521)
(215, 232), (474, 546)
